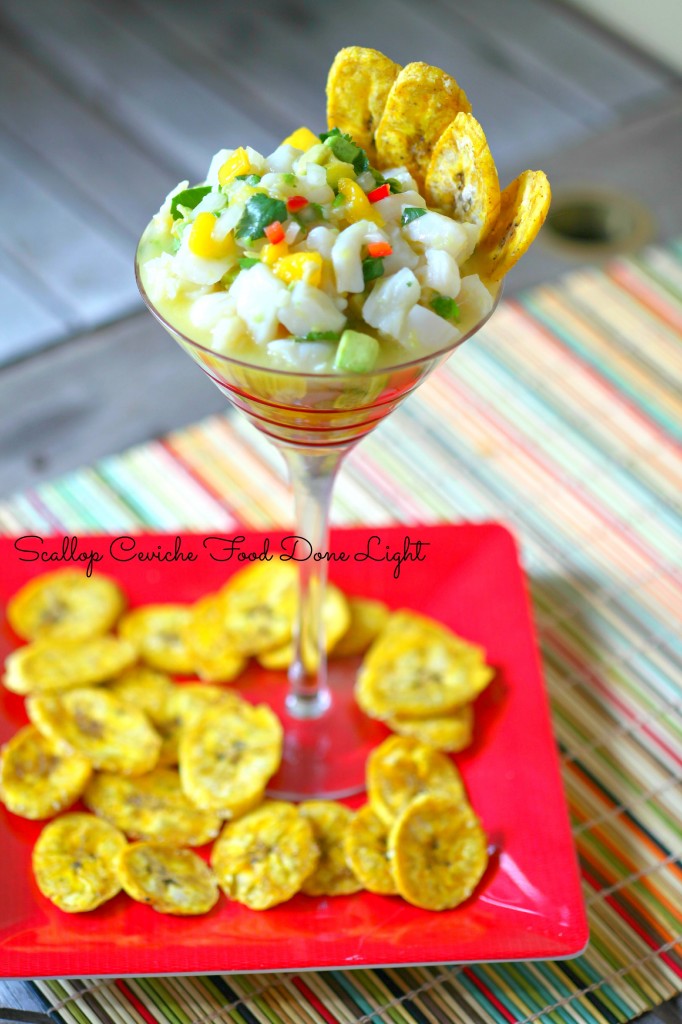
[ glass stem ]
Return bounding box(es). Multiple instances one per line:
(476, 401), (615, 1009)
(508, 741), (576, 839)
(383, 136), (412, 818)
(280, 447), (344, 719)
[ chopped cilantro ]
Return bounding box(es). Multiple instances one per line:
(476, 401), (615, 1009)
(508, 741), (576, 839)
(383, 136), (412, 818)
(386, 178), (403, 194)
(170, 185), (211, 220)
(238, 257), (260, 269)
(295, 330), (342, 342)
(235, 194), (287, 240)
(362, 257), (385, 283)
(234, 173), (262, 185)
(430, 294), (461, 321)
(401, 207), (427, 226)
(320, 127), (369, 175)
(369, 168), (402, 194)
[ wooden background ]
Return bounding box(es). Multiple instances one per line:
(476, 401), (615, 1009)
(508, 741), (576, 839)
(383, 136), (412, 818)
(0, 0), (680, 492)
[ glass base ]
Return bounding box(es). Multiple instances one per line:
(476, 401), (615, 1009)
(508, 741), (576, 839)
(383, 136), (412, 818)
(233, 658), (387, 800)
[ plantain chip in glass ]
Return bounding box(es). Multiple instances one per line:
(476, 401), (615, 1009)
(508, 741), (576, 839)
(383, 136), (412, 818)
(211, 800), (319, 910)
(472, 169), (551, 281)
(32, 812), (126, 912)
(0, 725), (92, 820)
(326, 46), (401, 162)
(344, 803), (397, 895)
(356, 610), (493, 719)
(299, 801), (362, 896)
(388, 793), (488, 910)
(425, 112), (500, 241)
(332, 597), (390, 659)
(179, 700), (282, 818)
(257, 583), (350, 670)
(108, 665), (175, 722)
(27, 687), (161, 776)
(155, 683), (249, 767)
(219, 562), (297, 656)
(374, 62), (472, 187)
(3, 635), (137, 696)
(118, 604), (194, 674)
(184, 593), (247, 683)
(7, 569), (126, 642)
(386, 704), (475, 753)
(367, 735), (466, 826)
(84, 767), (222, 846)
(117, 842), (219, 915)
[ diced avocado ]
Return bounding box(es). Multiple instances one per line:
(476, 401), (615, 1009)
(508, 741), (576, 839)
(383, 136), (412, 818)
(297, 143), (332, 170)
(325, 159), (356, 190)
(333, 329), (379, 374)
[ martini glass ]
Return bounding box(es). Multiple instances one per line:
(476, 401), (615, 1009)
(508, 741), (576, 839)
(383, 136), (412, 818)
(136, 244), (500, 798)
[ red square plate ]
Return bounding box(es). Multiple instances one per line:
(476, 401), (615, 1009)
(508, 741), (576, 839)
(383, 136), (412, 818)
(0, 525), (587, 977)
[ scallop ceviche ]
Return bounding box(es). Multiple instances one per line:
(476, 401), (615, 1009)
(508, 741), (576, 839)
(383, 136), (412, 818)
(138, 127), (496, 375)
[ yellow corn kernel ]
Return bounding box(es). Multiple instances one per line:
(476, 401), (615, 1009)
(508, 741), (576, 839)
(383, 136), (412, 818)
(337, 178), (384, 227)
(218, 147), (251, 186)
(260, 240), (289, 266)
(281, 126), (319, 151)
(274, 252), (323, 288)
(188, 213), (236, 260)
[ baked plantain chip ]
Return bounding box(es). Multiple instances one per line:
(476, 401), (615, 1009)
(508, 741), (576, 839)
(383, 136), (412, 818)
(326, 46), (401, 162)
(386, 704), (475, 753)
(32, 812), (126, 912)
(118, 604), (195, 675)
(257, 583), (350, 670)
(425, 112), (500, 240)
(184, 593), (247, 683)
(0, 725), (92, 820)
(332, 597), (390, 659)
(3, 635), (137, 696)
(367, 735), (466, 825)
(28, 687), (161, 776)
(374, 62), (472, 187)
(299, 801), (362, 896)
(84, 767), (222, 846)
(7, 569), (126, 642)
(472, 169), (551, 281)
(211, 800), (318, 910)
(117, 842), (219, 915)
(344, 803), (397, 895)
(388, 793), (488, 910)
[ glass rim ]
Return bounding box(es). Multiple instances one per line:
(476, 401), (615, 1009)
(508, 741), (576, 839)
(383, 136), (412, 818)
(134, 241), (502, 380)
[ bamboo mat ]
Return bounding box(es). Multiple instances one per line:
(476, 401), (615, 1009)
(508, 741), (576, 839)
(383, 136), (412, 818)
(1, 241), (681, 1023)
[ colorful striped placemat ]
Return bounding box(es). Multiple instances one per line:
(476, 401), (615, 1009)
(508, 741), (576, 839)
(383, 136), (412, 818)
(1, 240), (681, 1024)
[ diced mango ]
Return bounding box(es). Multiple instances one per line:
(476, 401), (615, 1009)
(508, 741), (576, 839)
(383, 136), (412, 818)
(261, 239), (289, 266)
(337, 178), (384, 226)
(281, 127), (320, 151)
(188, 213), (236, 260)
(218, 147), (251, 186)
(274, 252), (324, 288)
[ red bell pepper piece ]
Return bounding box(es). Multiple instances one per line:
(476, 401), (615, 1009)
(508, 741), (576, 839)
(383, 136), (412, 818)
(367, 183), (390, 203)
(286, 195), (309, 212)
(366, 241), (393, 258)
(264, 220), (286, 244)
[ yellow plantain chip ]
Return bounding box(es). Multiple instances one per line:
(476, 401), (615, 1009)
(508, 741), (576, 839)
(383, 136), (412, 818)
(219, 562), (297, 656)
(211, 800), (319, 910)
(344, 803), (397, 895)
(84, 768), (222, 846)
(257, 584), (350, 670)
(472, 169), (551, 282)
(155, 683), (249, 767)
(3, 635), (137, 696)
(388, 793), (488, 910)
(184, 593), (247, 683)
(118, 604), (194, 674)
(108, 665), (175, 722)
(299, 801), (362, 896)
(386, 704), (475, 753)
(27, 687), (161, 776)
(179, 701), (282, 817)
(425, 112), (500, 240)
(117, 842), (219, 915)
(0, 725), (92, 820)
(331, 597), (390, 659)
(356, 610), (493, 719)
(367, 735), (466, 826)
(326, 46), (401, 162)
(7, 569), (126, 642)
(32, 812), (126, 912)
(374, 62), (472, 187)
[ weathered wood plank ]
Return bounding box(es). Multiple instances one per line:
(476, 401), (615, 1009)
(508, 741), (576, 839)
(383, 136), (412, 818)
(0, 34), (176, 243)
(0, 981), (50, 1016)
(0, 0), (277, 180)
(0, 140), (139, 332)
(0, 252), (66, 364)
